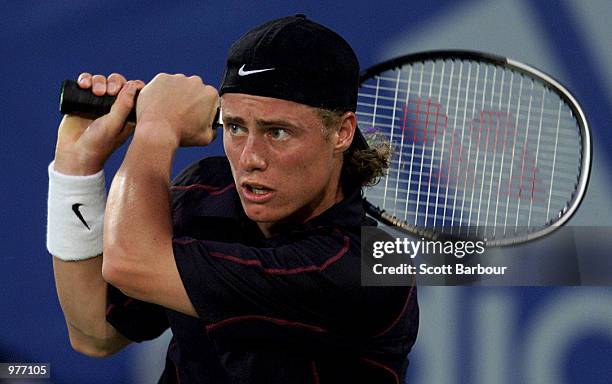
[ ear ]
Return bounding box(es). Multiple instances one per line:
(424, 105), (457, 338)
(334, 112), (357, 154)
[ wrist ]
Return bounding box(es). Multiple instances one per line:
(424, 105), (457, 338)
(47, 161), (106, 261)
(133, 120), (181, 150)
(53, 153), (104, 176)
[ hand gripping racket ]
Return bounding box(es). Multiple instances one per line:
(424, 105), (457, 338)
(59, 79), (223, 128)
(357, 50), (591, 246)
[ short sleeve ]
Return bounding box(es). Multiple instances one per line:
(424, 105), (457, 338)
(106, 284), (169, 342)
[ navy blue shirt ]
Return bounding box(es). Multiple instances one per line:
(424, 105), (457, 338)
(107, 156), (418, 383)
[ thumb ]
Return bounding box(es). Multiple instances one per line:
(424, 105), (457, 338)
(104, 81), (139, 132)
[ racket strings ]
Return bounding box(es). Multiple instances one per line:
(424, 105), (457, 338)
(358, 59), (583, 241)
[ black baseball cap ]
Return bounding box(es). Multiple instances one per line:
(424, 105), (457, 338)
(219, 14), (359, 112)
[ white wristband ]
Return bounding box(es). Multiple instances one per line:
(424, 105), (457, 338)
(46, 161), (106, 261)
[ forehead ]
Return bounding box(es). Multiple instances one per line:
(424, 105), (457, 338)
(220, 93), (321, 127)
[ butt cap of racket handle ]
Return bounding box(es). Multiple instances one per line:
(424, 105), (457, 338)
(59, 79), (136, 122)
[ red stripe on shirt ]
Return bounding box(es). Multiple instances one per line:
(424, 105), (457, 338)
(205, 315), (328, 333)
(373, 276), (416, 337)
(105, 296), (135, 317)
(207, 235), (350, 275)
(171, 183), (235, 196)
(311, 361), (320, 384)
(359, 357), (399, 384)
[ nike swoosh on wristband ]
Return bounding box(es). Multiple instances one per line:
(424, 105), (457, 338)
(238, 64), (275, 76)
(72, 203), (91, 230)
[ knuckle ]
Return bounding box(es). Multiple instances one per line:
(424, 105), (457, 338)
(205, 87), (219, 103)
(91, 74), (106, 82)
(115, 83), (135, 104)
(189, 75), (203, 83)
(108, 73), (126, 82)
(91, 75), (107, 94)
(204, 85), (218, 96)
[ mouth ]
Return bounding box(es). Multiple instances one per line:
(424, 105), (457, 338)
(240, 182), (274, 203)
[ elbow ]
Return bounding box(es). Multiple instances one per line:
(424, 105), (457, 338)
(68, 332), (121, 358)
(101, 255), (126, 290)
(102, 236), (133, 289)
(70, 340), (115, 358)
(102, 244), (147, 300)
(101, 255), (137, 298)
(102, 232), (170, 302)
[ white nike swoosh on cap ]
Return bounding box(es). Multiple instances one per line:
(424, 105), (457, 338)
(238, 64), (275, 76)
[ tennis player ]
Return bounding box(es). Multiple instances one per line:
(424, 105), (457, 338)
(48, 15), (418, 383)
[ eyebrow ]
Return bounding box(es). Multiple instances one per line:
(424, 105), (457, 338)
(222, 114), (301, 130)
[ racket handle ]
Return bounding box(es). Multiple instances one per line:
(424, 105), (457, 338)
(59, 80), (137, 122)
(58, 79), (222, 128)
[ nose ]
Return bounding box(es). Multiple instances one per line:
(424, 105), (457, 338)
(239, 134), (268, 172)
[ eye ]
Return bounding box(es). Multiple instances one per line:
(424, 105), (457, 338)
(269, 128), (290, 141)
(226, 124), (247, 136)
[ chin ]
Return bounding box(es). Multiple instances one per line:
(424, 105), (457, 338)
(243, 205), (284, 224)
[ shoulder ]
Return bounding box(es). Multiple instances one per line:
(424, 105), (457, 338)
(172, 156), (233, 188)
(170, 156), (237, 209)
(170, 157), (243, 234)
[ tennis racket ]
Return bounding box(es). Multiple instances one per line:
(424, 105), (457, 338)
(358, 50), (591, 246)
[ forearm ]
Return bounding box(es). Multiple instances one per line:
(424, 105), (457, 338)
(52, 256), (129, 356)
(103, 122), (178, 299)
(49, 156), (126, 354)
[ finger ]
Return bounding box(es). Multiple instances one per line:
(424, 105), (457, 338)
(107, 73), (127, 96)
(105, 81), (138, 132)
(200, 90), (220, 146)
(133, 80), (146, 90)
(77, 73), (92, 89)
(57, 115), (91, 142)
(91, 74), (107, 96)
(207, 126), (217, 145)
(206, 85), (219, 144)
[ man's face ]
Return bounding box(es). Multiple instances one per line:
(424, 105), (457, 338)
(221, 93), (344, 234)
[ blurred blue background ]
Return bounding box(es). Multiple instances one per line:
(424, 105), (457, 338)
(1, 0), (611, 383)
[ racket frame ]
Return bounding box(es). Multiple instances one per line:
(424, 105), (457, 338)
(358, 50), (592, 246)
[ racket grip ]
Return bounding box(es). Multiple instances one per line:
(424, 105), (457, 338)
(59, 79), (137, 122)
(59, 79), (222, 129)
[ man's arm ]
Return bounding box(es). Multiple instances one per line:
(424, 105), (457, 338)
(50, 74), (141, 356)
(102, 74), (218, 317)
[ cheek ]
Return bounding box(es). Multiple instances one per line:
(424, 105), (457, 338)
(222, 133), (234, 158)
(282, 151), (332, 193)
(223, 137), (241, 167)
